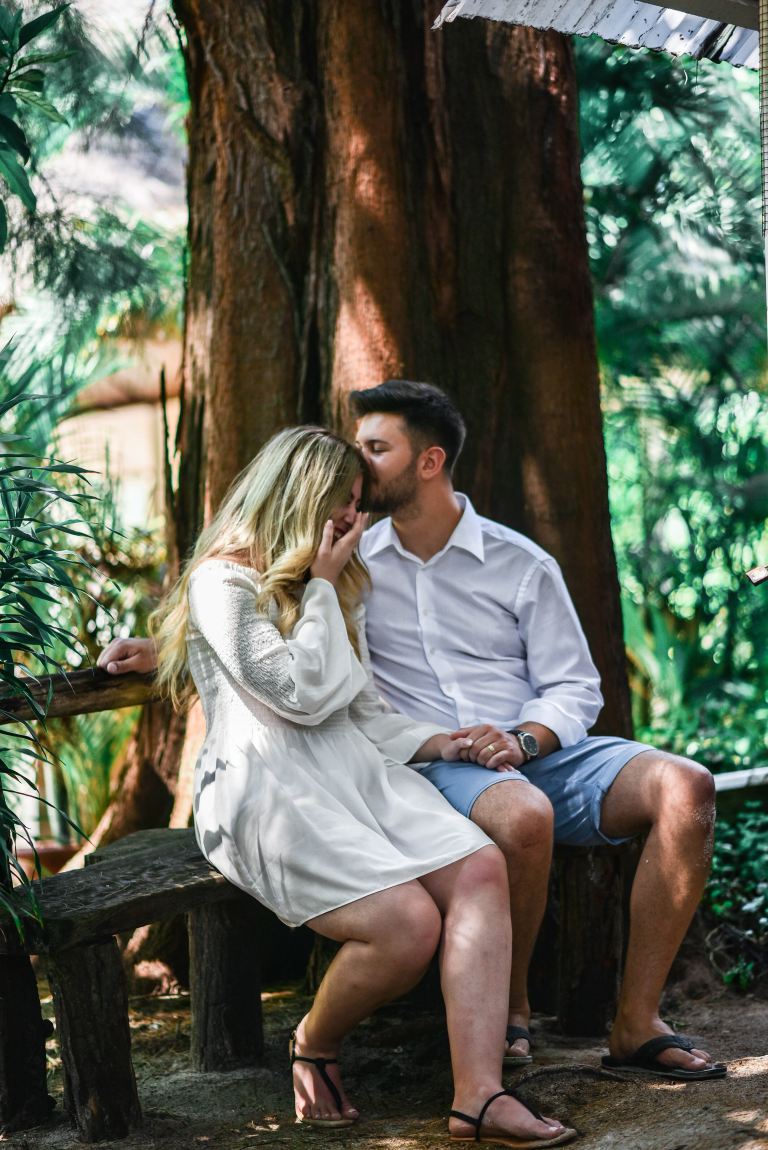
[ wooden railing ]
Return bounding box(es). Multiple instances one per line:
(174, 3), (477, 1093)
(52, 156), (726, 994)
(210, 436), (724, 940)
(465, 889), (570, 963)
(0, 668), (158, 723)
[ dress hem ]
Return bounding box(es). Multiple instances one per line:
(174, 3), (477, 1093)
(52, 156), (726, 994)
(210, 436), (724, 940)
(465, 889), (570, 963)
(284, 840), (490, 929)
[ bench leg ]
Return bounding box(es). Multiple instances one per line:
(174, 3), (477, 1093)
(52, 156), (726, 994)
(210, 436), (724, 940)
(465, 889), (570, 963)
(0, 954), (54, 1131)
(47, 938), (141, 1142)
(188, 900), (263, 1071)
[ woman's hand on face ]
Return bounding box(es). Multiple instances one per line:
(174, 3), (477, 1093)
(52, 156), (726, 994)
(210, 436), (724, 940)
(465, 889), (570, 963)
(310, 512), (367, 586)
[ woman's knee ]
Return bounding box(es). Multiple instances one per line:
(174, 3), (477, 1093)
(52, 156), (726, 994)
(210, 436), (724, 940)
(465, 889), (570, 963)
(382, 885), (442, 967)
(461, 844), (509, 897)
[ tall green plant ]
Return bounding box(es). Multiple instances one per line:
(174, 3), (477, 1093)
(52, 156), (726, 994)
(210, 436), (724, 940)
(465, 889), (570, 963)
(0, 381), (89, 930)
(0, 1), (70, 250)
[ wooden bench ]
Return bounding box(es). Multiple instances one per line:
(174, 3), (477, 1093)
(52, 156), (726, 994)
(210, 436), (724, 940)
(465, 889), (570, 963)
(1, 826), (263, 1142)
(0, 668), (638, 1140)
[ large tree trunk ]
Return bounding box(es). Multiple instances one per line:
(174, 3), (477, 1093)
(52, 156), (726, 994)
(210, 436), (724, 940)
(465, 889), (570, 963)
(171, 0), (630, 736)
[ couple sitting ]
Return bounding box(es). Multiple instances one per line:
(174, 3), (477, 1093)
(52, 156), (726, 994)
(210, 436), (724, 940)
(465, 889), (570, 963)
(100, 381), (725, 1147)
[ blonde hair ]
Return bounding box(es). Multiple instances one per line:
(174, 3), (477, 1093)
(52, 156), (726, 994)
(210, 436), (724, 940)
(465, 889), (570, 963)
(150, 426), (370, 708)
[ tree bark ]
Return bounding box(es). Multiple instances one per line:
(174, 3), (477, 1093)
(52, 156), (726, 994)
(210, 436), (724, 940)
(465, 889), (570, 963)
(171, 0), (630, 735)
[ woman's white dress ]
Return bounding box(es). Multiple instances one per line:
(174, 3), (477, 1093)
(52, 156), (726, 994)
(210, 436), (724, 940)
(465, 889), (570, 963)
(187, 560), (491, 927)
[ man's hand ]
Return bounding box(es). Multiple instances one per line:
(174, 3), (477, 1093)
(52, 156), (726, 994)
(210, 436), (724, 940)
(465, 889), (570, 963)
(449, 724), (524, 772)
(97, 636), (158, 676)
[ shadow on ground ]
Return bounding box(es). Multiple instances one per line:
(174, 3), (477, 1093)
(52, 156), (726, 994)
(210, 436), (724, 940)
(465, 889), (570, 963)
(5, 976), (767, 1150)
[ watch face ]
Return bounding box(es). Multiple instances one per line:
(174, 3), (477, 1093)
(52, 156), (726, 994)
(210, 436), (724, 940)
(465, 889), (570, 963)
(518, 731), (538, 757)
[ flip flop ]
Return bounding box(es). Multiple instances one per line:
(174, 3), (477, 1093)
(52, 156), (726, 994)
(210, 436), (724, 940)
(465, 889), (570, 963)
(289, 1029), (357, 1128)
(601, 1034), (727, 1081)
(450, 1087), (577, 1148)
(504, 1025), (534, 1068)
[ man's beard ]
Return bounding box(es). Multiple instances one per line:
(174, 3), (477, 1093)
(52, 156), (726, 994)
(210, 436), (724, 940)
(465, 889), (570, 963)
(365, 458), (419, 515)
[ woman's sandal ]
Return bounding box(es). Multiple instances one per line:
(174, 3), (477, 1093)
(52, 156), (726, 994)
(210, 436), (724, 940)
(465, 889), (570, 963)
(289, 1029), (357, 1129)
(449, 1088), (577, 1149)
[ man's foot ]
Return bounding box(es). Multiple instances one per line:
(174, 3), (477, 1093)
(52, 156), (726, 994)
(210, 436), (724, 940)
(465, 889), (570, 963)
(505, 1010), (532, 1062)
(449, 1088), (574, 1146)
(289, 1021), (359, 1126)
(608, 1015), (718, 1075)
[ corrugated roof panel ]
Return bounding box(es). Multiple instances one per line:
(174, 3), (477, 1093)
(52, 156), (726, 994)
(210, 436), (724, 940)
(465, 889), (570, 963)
(434, 0), (760, 68)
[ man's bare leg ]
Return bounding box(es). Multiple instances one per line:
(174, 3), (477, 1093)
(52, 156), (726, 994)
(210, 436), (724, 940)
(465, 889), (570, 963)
(599, 750), (717, 1071)
(470, 782), (554, 1059)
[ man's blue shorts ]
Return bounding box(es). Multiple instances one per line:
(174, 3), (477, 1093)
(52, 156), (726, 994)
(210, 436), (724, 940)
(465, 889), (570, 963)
(417, 736), (654, 847)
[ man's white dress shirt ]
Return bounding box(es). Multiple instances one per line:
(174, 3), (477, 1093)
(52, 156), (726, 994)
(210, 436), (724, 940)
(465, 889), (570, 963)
(359, 495), (603, 749)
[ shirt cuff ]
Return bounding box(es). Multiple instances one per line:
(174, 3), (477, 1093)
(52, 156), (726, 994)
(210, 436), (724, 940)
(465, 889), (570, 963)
(514, 701), (588, 750)
(381, 721), (447, 766)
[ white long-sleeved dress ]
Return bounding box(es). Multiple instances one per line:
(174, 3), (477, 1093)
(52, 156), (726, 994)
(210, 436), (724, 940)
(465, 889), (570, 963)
(186, 560), (491, 927)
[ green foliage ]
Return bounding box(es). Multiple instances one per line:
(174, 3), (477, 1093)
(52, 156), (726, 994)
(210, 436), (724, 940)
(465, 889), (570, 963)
(578, 38), (763, 390)
(577, 39), (768, 775)
(0, 1), (70, 246)
(703, 804), (768, 990)
(0, 379), (90, 933)
(47, 706), (139, 836)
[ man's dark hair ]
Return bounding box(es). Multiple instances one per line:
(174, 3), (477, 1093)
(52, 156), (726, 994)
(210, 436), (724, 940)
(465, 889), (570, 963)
(349, 380), (466, 473)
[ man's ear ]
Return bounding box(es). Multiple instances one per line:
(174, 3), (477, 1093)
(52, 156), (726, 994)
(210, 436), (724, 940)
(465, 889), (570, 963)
(419, 445), (447, 480)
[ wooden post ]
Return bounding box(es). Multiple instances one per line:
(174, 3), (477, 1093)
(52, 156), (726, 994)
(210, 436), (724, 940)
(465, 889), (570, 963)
(554, 845), (630, 1036)
(188, 900), (263, 1071)
(47, 939), (141, 1142)
(0, 955), (55, 1131)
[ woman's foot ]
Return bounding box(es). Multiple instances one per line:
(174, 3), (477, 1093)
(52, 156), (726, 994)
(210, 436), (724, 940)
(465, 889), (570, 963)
(449, 1088), (573, 1146)
(290, 1021), (359, 1127)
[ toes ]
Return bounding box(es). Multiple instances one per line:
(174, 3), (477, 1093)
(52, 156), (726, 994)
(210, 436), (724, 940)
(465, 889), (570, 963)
(541, 1115), (566, 1131)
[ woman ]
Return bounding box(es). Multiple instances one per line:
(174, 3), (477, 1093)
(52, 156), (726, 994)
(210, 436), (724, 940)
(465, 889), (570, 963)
(148, 427), (575, 1149)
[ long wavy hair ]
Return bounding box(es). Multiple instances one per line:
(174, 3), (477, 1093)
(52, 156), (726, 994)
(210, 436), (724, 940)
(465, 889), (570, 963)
(150, 426), (370, 707)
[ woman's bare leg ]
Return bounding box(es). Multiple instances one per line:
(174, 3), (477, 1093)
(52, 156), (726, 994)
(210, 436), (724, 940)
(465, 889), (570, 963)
(419, 846), (570, 1143)
(293, 879), (442, 1122)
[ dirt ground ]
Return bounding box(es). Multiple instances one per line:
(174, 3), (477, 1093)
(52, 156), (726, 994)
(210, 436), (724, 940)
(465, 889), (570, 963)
(5, 973), (767, 1150)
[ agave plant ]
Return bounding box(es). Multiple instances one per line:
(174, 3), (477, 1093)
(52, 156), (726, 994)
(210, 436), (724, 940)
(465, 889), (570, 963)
(0, 378), (91, 932)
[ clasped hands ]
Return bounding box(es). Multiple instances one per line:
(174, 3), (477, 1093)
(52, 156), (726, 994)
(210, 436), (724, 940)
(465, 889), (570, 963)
(439, 724), (524, 772)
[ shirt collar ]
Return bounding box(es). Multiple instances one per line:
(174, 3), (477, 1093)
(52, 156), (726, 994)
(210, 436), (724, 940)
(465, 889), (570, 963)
(363, 493), (485, 563)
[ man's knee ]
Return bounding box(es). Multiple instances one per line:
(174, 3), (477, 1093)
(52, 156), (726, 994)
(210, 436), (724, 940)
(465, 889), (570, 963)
(470, 782), (554, 859)
(655, 753), (716, 824)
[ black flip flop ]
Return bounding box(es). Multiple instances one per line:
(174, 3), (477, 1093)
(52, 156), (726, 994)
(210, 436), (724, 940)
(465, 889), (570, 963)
(601, 1034), (727, 1081)
(504, 1025), (534, 1068)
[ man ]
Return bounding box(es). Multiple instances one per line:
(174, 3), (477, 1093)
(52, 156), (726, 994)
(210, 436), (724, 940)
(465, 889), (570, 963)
(100, 381), (723, 1080)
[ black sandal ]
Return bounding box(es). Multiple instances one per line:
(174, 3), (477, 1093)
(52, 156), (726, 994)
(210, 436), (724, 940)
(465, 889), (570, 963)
(289, 1029), (357, 1128)
(449, 1088), (576, 1148)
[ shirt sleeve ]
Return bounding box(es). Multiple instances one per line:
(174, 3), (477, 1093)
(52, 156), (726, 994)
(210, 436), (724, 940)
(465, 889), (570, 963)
(511, 558), (603, 748)
(348, 605), (447, 764)
(188, 566), (369, 725)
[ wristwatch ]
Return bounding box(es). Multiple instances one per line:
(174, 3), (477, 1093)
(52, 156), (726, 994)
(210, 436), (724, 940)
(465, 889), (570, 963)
(509, 728), (539, 762)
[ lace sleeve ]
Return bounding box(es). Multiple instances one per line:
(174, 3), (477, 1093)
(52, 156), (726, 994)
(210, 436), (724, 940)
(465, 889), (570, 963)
(188, 565), (368, 725)
(348, 605), (446, 763)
